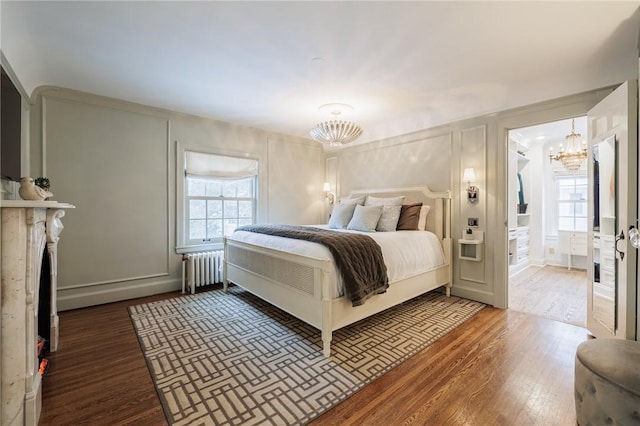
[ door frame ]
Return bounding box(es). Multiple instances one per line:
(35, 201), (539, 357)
(494, 90), (616, 308)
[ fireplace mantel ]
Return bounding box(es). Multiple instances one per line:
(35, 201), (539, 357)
(1, 201), (75, 426)
(0, 200), (75, 208)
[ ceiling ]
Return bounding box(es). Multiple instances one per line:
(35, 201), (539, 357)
(510, 116), (587, 150)
(1, 1), (638, 146)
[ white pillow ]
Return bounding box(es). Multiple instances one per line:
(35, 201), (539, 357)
(338, 195), (366, 206)
(347, 205), (383, 232)
(328, 203), (357, 229)
(365, 196), (405, 232)
(418, 205), (431, 231)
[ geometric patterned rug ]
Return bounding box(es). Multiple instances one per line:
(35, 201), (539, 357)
(129, 285), (485, 426)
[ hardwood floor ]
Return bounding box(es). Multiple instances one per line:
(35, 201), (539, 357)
(40, 289), (589, 426)
(509, 265), (588, 327)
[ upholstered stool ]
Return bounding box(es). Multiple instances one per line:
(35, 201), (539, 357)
(574, 339), (640, 425)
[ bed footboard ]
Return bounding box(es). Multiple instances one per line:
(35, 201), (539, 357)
(224, 238), (334, 355)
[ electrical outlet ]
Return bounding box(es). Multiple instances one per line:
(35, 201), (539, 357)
(468, 218), (478, 227)
(549, 247), (555, 254)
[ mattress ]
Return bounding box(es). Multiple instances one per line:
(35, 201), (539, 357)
(227, 225), (445, 298)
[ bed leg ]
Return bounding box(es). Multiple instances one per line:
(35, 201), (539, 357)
(322, 331), (332, 358)
(445, 285), (451, 297)
(322, 295), (332, 357)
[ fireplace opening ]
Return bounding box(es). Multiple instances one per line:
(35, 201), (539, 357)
(38, 245), (51, 376)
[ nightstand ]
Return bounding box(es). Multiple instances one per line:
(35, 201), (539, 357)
(458, 231), (484, 262)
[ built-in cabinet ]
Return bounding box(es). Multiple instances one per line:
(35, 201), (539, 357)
(508, 141), (530, 275)
(559, 231), (588, 270)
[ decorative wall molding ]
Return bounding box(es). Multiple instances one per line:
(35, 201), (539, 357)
(458, 125), (487, 286)
(41, 94), (172, 295)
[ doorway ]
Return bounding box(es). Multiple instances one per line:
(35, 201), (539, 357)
(506, 117), (589, 327)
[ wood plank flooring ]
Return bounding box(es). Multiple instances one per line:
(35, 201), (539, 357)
(40, 289), (590, 426)
(509, 265), (587, 327)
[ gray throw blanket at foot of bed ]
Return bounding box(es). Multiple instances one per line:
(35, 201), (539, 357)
(235, 224), (389, 306)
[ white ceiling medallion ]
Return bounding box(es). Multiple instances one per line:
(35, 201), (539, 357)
(309, 103), (363, 147)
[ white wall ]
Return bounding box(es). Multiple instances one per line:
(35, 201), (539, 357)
(29, 87), (324, 310)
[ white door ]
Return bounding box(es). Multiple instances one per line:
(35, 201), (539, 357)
(587, 80), (638, 339)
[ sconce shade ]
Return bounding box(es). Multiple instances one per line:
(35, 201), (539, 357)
(463, 168), (476, 183)
(463, 167), (478, 203)
(323, 182), (336, 204)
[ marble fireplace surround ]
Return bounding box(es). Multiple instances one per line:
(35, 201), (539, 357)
(1, 200), (75, 426)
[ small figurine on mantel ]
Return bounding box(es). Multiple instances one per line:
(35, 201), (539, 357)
(19, 176), (53, 201)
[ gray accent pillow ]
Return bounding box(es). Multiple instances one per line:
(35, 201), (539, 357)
(365, 195), (405, 232)
(328, 203), (357, 229)
(347, 205), (383, 232)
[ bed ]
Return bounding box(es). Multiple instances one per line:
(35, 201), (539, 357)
(223, 185), (452, 357)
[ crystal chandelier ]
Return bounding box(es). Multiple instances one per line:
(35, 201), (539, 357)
(309, 103), (362, 147)
(549, 118), (587, 172)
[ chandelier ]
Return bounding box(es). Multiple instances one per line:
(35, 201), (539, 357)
(549, 118), (587, 172)
(309, 103), (362, 147)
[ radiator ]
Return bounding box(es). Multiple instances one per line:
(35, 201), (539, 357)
(181, 251), (224, 294)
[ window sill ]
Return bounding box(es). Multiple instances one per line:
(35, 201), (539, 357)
(176, 243), (224, 254)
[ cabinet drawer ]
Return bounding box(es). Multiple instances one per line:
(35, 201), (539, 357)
(570, 232), (587, 243)
(599, 269), (615, 287)
(570, 243), (588, 256)
(600, 248), (616, 266)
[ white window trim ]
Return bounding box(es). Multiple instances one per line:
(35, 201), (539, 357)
(175, 142), (261, 254)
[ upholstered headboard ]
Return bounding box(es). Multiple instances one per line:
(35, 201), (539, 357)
(346, 185), (451, 240)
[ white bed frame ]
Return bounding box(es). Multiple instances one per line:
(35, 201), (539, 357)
(223, 185), (452, 357)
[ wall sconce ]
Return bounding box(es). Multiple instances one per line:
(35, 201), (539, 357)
(323, 182), (336, 204)
(463, 168), (478, 203)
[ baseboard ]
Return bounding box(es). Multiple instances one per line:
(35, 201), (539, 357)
(530, 257), (546, 266)
(58, 278), (181, 311)
(451, 286), (495, 306)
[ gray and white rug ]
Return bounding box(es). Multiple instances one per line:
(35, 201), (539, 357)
(129, 286), (485, 425)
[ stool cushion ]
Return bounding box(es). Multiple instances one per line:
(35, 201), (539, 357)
(574, 339), (640, 426)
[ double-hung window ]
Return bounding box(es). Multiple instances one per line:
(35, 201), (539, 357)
(182, 151), (258, 249)
(557, 175), (588, 231)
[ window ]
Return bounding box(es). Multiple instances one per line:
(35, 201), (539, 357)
(178, 149), (258, 251)
(186, 176), (255, 245)
(557, 175), (588, 231)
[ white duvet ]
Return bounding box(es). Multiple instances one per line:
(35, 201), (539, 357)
(227, 225), (445, 298)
